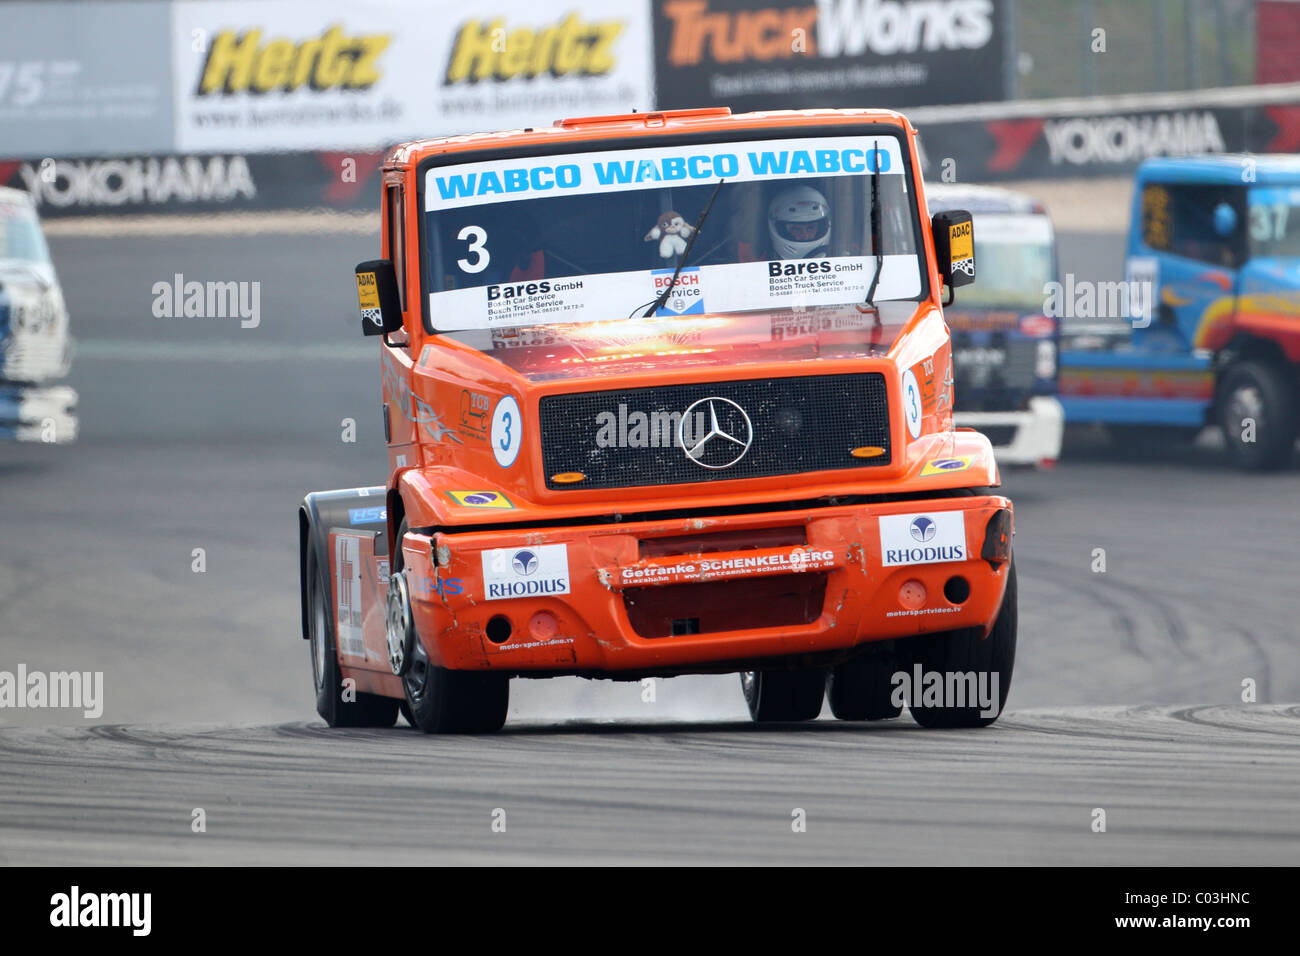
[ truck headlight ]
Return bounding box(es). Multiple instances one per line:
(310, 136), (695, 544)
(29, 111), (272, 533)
(1035, 340), (1056, 379)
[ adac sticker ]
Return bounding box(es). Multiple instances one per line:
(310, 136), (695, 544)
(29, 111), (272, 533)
(948, 219), (974, 275)
(446, 490), (514, 509)
(920, 455), (975, 477)
(356, 270), (381, 326)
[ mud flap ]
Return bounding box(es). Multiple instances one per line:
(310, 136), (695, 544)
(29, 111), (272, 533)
(298, 486), (386, 642)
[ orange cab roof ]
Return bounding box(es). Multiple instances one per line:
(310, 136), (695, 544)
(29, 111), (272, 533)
(385, 106), (914, 168)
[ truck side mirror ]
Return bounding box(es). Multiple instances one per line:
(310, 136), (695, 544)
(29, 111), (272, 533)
(932, 210), (975, 304)
(355, 259), (403, 337)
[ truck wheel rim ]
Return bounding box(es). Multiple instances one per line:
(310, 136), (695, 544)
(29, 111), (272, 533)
(1228, 384), (1264, 431)
(405, 647), (430, 701)
(740, 671), (757, 700)
(385, 573), (413, 676)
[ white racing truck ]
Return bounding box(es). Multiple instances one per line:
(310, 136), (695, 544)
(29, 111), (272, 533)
(0, 186), (76, 443)
(927, 184), (1062, 467)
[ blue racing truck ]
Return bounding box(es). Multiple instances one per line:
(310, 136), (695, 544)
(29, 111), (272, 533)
(927, 183), (1063, 467)
(1060, 154), (1300, 470)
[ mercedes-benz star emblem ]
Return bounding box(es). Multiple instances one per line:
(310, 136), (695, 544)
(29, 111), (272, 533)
(677, 397), (753, 470)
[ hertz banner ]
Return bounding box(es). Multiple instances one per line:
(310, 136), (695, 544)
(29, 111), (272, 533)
(652, 0), (1007, 112)
(170, 0), (654, 152)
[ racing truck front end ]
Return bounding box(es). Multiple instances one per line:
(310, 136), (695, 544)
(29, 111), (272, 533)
(299, 107), (1017, 733)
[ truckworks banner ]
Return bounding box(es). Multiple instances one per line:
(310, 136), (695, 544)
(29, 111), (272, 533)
(652, 0), (1007, 112)
(911, 85), (1300, 181)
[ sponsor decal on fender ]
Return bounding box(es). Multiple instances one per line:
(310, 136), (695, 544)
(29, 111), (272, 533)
(919, 455), (975, 477)
(446, 490), (515, 509)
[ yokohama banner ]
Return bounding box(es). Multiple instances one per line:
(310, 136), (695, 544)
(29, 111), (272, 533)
(911, 85), (1300, 181)
(0, 151), (383, 216)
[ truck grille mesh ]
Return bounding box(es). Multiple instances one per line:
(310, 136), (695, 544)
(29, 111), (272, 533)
(540, 373), (890, 490)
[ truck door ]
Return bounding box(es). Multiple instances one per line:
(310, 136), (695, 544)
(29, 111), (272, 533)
(1133, 181), (1246, 353)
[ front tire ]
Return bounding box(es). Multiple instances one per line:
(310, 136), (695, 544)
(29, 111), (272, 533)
(901, 556), (1017, 729)
(827, 648), (903, 720)
(740, 667), (826, 722)
(307, 546), (398, 728)
(1219, 360), (1298, 471)
(393, 519), (509, 734)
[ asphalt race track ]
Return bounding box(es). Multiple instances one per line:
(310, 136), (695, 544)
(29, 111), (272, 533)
(0, 224), (1297, 864)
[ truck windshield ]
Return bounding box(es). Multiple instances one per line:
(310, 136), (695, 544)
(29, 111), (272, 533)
(422, 133), (923, 332)
(951, 213), (1054, 311)
(1248, 185), (1300, 259)
(0, 202), (51, 264)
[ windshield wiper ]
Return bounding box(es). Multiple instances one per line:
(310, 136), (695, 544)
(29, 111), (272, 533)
(635, 178), (725, 319)
(858, 139), (883, 317)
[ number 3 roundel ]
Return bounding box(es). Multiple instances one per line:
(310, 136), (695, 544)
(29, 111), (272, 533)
(491, 396), (522, 467)
(901, 368), (923, 440)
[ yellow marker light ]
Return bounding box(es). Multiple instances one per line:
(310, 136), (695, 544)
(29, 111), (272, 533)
(850, 446), (886, 458)
(551, 472), (586, 484)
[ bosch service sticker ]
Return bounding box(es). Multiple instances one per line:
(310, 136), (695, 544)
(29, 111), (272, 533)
(652, 267), (704, 316)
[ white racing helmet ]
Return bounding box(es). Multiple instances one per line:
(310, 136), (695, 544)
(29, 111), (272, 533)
(767, 185), (831, 259)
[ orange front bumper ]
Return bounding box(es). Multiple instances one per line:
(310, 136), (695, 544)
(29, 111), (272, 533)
(399, 494), (1013, 676)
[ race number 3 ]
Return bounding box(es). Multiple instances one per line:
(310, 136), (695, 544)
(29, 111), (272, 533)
(491, 396), (521, 467)
(902, 368), (923, 439)
(457, 225), (490, 273)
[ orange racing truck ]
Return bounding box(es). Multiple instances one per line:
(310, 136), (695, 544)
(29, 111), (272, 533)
(298, 107), (1016, 734)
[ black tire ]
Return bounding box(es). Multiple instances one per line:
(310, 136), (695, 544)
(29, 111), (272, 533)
(306, 546), (399, 728)
(393, 519), (509, 734)
(740, 667), (826, 722)
(827, 648), (903, 721)
(1219, 360), (1298, 471)
(902, 556), (1017, 729)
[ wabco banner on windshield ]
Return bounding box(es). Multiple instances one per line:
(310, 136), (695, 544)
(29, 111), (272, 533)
(424, 135), (922, 330)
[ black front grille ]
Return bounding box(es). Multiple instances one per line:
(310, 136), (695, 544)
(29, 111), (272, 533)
(951, 333), (1041, 412)
(540, 373), (890, 490)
